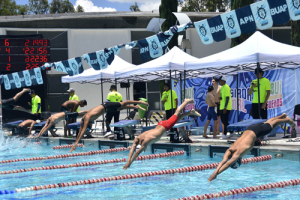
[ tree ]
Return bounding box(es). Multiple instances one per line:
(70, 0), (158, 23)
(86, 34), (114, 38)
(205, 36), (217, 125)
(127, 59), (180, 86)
(76, 4), (84, 12)
(29, 0), (49, 14)
(130, 2), (141, 11)
(230, 0), (254, 47)
(50, 0), (74, 14)
(17, 4), (30, 15)
(159, 0), (178, 49)
(0, 0), (19, 16)
(179, 0), (230, 12)
(291, 21), (300, 47)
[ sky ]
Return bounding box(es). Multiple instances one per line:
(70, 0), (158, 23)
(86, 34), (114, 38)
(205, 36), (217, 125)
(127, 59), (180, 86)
(15, 0), (163, 12)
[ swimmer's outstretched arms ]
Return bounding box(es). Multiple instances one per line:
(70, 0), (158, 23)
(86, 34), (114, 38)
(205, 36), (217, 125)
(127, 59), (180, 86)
(70, 100), (149, 153)
(123, 99), (200, 170)
(208, 113), (295, 182)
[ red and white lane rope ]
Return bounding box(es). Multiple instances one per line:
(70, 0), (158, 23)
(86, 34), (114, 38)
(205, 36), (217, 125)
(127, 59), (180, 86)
(53, 144), (84, 150)
(0, 151), (184, 175)
(172, 178), (300, 200)
(14, 155), (271, 193)
(0, 147), (130, 164)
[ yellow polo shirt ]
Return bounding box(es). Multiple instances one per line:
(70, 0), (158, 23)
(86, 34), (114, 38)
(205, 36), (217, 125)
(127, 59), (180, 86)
(251, 78), (271, 103)
(161, 90), (177, 110)
(31, 95), (41, 114)
(107, 91), (122, 102)
(220, 84), (232, 110)
(69, 94), (79, 112)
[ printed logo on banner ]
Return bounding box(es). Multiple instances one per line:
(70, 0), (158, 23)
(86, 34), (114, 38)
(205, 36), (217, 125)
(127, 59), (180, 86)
(220, 11), (241, 38)
(146, 35), (163, 59)
(194, 20), (214, 45)
(207, 16), (226, 42)
(3, 75), (11, 90)
(287, 0), (300, 20)
(235, 6), (256, 34)
(12, 73), (21, 88)
(67, 58), (80, 76)
(22, 70), (32, 86)
(250, 0), (273, 30)
(34, 68), (43, 85)
(96, 50), (108, 70)
(82, 54), (90, 65)
(54, 62), (67, 73)
(268, 0), (289, 25)
(157, 32), (173, 50)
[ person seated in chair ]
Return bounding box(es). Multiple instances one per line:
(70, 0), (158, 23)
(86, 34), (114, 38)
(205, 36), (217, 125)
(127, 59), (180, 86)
(208, 113), (295, 182)
(123, 99), (201, 170)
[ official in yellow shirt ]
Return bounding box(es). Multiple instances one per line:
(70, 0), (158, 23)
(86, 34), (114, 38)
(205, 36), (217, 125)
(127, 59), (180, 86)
(67, 88), (80, 112)
(219, 76), (232, 139)
(28, 90), (41, 119)
(161, 83), (178, 135)
(104, 85), (123, 137)
(248, 68), (270, 119)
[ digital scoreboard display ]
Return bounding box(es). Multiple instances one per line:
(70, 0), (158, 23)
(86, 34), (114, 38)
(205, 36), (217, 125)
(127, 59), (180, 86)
(0, 39), (50, 71)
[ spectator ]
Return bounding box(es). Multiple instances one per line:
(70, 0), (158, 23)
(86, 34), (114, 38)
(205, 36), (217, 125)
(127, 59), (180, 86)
(219, 76), (232, 139)
(28, 90), (41, 119)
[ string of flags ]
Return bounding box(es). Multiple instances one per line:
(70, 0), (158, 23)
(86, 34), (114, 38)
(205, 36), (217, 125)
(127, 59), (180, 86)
(3, 0), (300, 90)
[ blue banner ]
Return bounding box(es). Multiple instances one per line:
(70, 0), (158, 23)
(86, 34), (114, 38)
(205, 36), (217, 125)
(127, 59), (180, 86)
(235, 5), (257, 34)
(174, 69), (295, 131)
(268, 0), (290, 25)
(3, 68), (43, 90)
(207, 15), (226, 42)
(220, 10), (241, 39)
(287, 0), (300, 20)
(53, 57), (84, 76)
(250, 0), (273, 30)
(194, 20), (214, 45)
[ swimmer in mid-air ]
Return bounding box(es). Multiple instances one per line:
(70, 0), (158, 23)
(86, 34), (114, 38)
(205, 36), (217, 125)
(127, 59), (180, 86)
(35, 111), (89, 139)
(0, 88), (32, 114)
(70, 100), (149, 153)
(123, 99), (201, 170)
(208, 113), (295, 182)
(16, 120), (37, 136)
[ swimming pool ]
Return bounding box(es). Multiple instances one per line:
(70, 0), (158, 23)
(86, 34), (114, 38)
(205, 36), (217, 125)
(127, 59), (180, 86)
(1, 133), (300, 199)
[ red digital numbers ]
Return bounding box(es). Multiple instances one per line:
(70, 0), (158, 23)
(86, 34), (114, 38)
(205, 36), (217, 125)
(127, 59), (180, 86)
(25, 39), (30, 46)
(6, 64), (11, 71)
(5, 39), (9, 46)
(25, 55), (48, 63)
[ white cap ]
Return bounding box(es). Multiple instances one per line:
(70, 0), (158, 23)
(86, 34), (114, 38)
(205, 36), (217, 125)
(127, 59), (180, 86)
(67, 88), (75, 92)
(220, 76), (227, 81)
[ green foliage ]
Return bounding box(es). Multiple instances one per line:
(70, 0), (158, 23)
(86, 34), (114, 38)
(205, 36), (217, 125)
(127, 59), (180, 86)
(0, 0), (19, 16)
(17, 4), (30, 15)
(291, 21), (300, 47)
(50, 0), (75, 14)
(179, 0), (230, 12)
(230, 0), (254, 47)
(76, 4), (84, 12)
(159, 0), (178, 49)
(129, 2), (141, 12)
(29, 0), (49, 14)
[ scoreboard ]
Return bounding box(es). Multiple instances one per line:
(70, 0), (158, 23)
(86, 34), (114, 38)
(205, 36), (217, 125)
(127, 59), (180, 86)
(0, 39), (50, 71)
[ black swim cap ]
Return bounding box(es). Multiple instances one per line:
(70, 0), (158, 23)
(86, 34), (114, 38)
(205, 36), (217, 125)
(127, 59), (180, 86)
(230, 158), (241, 169)
(208, 86), (214, 92)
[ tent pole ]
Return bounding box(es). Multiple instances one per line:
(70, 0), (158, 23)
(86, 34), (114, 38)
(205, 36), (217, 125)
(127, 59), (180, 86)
(257, 62), (261, 119)
(170, 70), (173, 115)
(184, 70), (186, 100)
(180, 72), (182, 104)
(101, 78), (104, 133)
(236, 74), (239, 122)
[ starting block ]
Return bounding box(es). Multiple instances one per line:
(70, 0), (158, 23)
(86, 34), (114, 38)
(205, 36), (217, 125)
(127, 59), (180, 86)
(109, 120), (139, 140)
(173, 119), (195, 143)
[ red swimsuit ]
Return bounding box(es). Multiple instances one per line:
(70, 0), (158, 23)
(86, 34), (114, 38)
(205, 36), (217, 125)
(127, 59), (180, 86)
(157, 115), (178, 131)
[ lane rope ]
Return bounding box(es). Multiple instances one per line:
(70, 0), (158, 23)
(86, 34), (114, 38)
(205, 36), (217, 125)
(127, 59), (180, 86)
(0, 151), (184, 175)
(172, 178), (300, 200)
(0, 147), (130, 164)
(53, 144), (84, 150)
(13, 155), (271, 193)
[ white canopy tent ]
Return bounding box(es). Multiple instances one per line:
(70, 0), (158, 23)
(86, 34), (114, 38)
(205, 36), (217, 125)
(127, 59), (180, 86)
(115, 46), (199, 81)
(184, 31), (300, 78)
(61, 56), (136, 84)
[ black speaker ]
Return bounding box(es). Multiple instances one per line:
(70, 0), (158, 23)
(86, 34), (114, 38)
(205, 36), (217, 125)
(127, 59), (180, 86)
(120, 83), (130, 88)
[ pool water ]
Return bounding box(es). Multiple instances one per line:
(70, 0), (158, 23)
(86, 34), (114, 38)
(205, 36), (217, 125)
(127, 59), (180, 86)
(1, 133), (300, 199)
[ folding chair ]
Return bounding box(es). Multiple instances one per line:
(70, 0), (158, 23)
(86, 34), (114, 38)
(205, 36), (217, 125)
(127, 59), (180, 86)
(140, 110), (153, 127)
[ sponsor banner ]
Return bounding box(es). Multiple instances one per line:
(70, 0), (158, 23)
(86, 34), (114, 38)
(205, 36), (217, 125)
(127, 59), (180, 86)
(138, 33), (172, 61)
(3, 68), (43, 90)
(53, 57), (84, 76)
(235, 5), (257, 34)
(250, 0), (273, 30)
(267, 0), (290, 25)
(287, 0), (300, 20)
(174, 69), (295, 130)
(194, 20), (214, 45)
(207, 15), (226, 42)
(220, 10), (242, 38)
